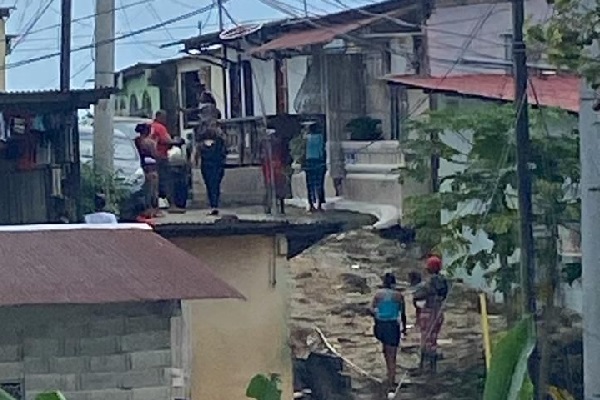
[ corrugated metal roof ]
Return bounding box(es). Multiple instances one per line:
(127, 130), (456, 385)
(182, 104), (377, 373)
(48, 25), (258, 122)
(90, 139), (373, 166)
(0, 225), (243, 307)
(249, 17), (376, 54)
(0, 87), (115, 108)
(383, 73), (580, 113)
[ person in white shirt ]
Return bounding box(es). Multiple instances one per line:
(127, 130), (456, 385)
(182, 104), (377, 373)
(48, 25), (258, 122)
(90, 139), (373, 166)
(84, 194), (118, 224)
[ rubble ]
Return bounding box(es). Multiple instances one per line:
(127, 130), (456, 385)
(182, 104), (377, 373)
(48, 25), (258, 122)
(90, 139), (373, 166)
(289, 229), (506, 400)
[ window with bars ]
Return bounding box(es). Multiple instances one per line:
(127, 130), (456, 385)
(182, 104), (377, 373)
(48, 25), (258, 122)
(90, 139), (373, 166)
(1, 381), (23, 400)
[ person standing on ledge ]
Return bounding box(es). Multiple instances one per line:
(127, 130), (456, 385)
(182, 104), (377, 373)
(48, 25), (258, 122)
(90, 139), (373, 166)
(302, 121), (327, 212)
(150, 110), (183, 210)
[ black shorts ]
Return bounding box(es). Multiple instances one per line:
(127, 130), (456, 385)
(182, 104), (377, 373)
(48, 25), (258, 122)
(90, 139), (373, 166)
(374, 320), (400, 347)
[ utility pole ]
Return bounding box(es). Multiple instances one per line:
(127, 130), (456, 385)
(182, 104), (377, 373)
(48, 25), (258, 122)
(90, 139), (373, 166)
(59, 0), (71, 91)
(512, 0), (540, 395)
(217, 0), (228, 118)
(303, 0), (308, 16)
(93, 0), (115, 174)
(579, 37), (600, 400)
(0, 8), (12, 92)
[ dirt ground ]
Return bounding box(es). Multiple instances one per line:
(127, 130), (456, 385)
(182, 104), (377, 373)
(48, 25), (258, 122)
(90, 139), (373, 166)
(289, 229), (506, 400)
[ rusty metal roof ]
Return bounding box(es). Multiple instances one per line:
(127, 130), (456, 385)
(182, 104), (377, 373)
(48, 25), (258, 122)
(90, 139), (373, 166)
(249, 17), (376, 54)
(383, 73), (580, 113)
(0, 224), (243, 307)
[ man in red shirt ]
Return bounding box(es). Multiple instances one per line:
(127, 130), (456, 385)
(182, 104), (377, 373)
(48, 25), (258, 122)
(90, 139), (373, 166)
(150, 110), (182, 208)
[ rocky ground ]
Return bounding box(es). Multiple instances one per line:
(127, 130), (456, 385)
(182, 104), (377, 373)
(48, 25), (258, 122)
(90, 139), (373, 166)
(289, 229), (507, 400)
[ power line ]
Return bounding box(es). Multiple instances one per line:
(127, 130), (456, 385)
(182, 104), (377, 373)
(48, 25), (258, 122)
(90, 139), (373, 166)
(11, 0), (54, 50)
(3, 2), (217, 71)
(20, 0), (154, 37)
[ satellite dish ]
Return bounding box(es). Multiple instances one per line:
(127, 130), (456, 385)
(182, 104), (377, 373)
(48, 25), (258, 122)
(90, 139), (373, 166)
(219, 23), (263, 41)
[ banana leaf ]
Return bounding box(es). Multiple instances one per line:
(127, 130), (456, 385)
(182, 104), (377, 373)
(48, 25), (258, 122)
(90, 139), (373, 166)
(35, 392), (66, 400)
(483, 315), (536, 400)
(0, 389), (16, 400)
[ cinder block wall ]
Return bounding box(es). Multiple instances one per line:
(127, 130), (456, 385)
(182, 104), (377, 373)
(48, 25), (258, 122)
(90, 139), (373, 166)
(0, 302), (178, 400)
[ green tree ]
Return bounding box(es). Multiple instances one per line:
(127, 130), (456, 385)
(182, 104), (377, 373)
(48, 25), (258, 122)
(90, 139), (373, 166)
(80, 162), (131, 216)
(527, 0), (600, 84)
(401, 104), (579, 321)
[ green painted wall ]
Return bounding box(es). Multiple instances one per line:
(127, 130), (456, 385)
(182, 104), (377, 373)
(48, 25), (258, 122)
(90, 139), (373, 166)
(116, 73), (161, 118)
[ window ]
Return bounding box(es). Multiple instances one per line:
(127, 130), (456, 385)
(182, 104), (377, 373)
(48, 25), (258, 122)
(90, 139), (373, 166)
(181, 71), (201, 128)
(1, 381), (23, 400)
(129, 94), (139, 115)
(501, 33), (513, 62)
(141, 91), (152, 118)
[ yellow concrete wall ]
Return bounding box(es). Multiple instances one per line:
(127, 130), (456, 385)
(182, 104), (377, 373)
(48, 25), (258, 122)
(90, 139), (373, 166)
(170, 235), (292, 400)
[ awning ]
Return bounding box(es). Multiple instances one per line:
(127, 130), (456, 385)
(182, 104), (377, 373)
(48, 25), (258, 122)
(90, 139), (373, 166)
(250, 17), (377, 55)
(0, 224), (244, 307)
(383, 73), (580, 113)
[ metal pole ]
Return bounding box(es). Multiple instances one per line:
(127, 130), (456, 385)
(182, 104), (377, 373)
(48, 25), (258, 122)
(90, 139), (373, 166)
(59, 0), (71, 91)
(93, 0), (115, 174)
(512, 0), (536, 320)
(512, 0), (539, 397)
(0, 11), (9, 92)
(579, 43), (600, 400)
(217, 0), (228, 118)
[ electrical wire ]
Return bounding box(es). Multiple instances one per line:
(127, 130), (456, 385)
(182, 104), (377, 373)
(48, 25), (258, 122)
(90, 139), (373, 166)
(23, 0), (155, 38)
(146, 2), (176, 41)
(11, 0), (54, 51)
(2, 2), (218, 71)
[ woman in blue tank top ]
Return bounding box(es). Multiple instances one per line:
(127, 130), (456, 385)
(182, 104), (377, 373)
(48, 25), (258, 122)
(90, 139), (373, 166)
(369, 272), (407, 389)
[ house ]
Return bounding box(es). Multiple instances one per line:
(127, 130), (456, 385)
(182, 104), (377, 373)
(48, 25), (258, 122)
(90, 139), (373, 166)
(427, 0), (554, 76)
(166, 0), (433, 212)
(115, 54), (222, 139)
(154, 209), (369, 400)
(383, 72), (583, 312)
(0, 88), (114, 225)
(0, 223), (242, 400)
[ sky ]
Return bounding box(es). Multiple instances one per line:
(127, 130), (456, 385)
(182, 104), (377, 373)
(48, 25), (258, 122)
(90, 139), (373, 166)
(1, 0), (372, 91)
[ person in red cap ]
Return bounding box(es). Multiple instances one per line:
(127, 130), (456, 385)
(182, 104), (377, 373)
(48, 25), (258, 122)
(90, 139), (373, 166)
(413, 255), (449, 373)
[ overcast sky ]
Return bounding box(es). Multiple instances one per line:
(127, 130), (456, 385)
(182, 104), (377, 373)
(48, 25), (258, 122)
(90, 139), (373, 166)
(1, 0), (371, 91)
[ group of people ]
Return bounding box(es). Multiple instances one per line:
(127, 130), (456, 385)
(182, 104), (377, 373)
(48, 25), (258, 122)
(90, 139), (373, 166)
(370, 255), (449, 392)
(133, 89), (227, 218)
(133, 110), (186, 220)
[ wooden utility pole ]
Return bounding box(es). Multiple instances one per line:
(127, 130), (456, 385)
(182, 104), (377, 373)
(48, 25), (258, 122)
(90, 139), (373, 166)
(93, 0), (115, 174)
(60, 0), (71, 91)
(512, 0), (540, 397)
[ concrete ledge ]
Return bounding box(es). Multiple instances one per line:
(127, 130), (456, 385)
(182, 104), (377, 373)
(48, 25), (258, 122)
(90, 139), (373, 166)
(285, 197), (400, 230)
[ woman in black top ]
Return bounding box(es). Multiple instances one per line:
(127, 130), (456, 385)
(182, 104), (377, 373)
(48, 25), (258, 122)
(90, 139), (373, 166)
(196, 125), (227, 215)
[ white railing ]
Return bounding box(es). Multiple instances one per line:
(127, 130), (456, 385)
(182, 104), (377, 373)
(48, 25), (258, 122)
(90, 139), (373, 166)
(341, 140), (403, 174)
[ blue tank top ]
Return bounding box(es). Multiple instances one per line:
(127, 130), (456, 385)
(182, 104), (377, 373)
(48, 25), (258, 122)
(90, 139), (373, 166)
(376, 289), (401, 321)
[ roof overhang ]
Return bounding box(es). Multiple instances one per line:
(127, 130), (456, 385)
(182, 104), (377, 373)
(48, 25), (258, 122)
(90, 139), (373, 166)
(0, 87), (116, 111)
(0, 223), (244, 307)
(383, 73), (580, 113)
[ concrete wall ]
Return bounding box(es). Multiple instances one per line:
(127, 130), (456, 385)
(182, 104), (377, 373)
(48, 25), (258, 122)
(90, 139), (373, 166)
(191, 167), (265, 207)
(170, 235), (292, 400)
(0, 302), (181, 400)
(427, 0), (552, 75)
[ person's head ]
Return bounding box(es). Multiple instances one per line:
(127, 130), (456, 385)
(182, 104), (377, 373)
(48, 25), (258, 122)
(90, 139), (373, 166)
(408, 271), (422, 286)
(382, 272), (397, 289)
(425, 255), (443, 275)
(155, 110), (167, 124)
(94, 193), (107, 212)
(203, 126), (221, 140)
(199, 91), (216, 106)
(135, 123), (150, 137)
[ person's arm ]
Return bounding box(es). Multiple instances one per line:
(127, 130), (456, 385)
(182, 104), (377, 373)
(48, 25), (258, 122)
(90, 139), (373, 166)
(369, 292), (380, 317)
(397, 293), (407, 334)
